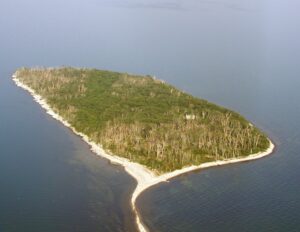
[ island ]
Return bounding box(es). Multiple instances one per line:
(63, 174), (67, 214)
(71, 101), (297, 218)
(13, 67), (274, 232)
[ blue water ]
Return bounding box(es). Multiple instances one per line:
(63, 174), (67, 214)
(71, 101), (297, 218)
(135, 1), (300, 231)
(0, 74), (136, 232)
(1, 0), (299, 231)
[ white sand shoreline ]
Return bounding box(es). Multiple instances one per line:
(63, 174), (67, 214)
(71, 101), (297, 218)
(13, 73), (275, 232)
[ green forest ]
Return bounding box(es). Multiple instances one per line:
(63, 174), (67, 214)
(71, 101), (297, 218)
(16, 67), (270, 173)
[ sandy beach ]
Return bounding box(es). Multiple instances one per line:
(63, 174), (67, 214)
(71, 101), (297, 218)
(13, 73), (275, 232)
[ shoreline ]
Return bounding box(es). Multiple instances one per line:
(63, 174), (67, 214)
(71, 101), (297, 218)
(13, 74), (275, 232)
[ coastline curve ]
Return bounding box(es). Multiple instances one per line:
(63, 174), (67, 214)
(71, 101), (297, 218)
(13, 73), (275, 232)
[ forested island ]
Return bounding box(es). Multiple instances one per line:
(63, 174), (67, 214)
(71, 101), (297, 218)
(14, 67), (270, 173)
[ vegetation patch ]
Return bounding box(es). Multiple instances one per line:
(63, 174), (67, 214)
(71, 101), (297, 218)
(16, 67), (270, 173)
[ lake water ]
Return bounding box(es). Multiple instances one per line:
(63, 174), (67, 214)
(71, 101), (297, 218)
(1, 0), (300, 231)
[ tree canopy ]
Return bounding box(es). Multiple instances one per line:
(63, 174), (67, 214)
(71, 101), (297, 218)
(16, 67), (270, 173)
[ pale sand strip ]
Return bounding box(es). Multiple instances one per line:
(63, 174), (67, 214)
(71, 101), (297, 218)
(13, 73), (275, 232)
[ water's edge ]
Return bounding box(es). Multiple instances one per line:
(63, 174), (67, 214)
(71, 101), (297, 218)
(12, 73), (275, 232)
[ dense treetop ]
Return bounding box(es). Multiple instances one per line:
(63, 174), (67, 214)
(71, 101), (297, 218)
(16, 67), (270, 173)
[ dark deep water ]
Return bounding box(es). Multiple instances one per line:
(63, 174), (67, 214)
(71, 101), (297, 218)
(0, 76), (137, 232)
(1, 0), (300, 231)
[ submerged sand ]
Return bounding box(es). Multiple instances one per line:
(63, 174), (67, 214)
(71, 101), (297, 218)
(13, 73), (275, 232)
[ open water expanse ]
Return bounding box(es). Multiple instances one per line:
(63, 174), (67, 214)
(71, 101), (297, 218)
(1, 0), (300, 231)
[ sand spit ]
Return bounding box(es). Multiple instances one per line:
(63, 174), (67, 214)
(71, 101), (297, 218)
(13, 73), (275, 232)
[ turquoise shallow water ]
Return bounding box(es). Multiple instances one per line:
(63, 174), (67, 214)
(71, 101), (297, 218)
(1, 0), (300, 231)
